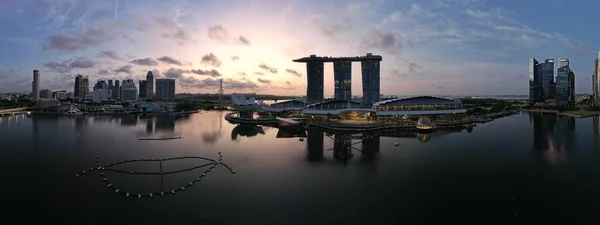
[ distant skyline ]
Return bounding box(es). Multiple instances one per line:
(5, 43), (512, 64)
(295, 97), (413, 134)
(0, 0), (599, 96)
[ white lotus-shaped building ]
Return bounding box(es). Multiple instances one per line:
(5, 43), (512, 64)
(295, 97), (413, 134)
(231, 94), (262, 113)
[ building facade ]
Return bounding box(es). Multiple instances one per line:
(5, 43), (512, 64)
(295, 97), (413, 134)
(113, 80), (120, 100)
(107, 80), (113, 99)
(594, 52), (600, 105)
(541, 59), (555, 100)
(361, 55), (381, 106)
(120, 79), (138, 102)
(155, 79), (175, 100)
(146, 71), (154, 100)
(52, 90), (67, 99)
(93, 80), (109, 102)
(306, 60), (324, 104)
(39, 89), (51, 99)
(556, 58), (572, 105)
(74, 74), (89, 99)
(529, 58), (543, 102)
(139, 80), (147, 99)
(32, 70), (40, 100)
(333, 61), (352, 100)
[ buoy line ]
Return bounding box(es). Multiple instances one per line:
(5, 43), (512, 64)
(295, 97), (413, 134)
(76, 152), (235, 199)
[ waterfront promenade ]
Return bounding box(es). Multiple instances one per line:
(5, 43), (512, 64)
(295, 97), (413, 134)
(521, 109), (600, 118)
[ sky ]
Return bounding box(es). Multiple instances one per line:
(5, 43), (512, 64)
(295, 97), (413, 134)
(0, 0), (599, 96)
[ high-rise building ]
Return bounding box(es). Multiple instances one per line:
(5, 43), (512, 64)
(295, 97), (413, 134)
(333, 61), (352, 100)
(361, 53), (381, 106)
(556, 58), (573, 105)
(306, 59), (324, 104)
(74, 74), (90, 99)
(146, 71), (154, 99)
(113, 80), (120, 100)
(569, 70), (575, 104)
(39, 89), (51, 99)
(529, 58), (543, 103)
(120, 79), (138, 102)
(52, 90), (67, 99)
(155, 79), (176, 100)
(594, 52), (600, 105)
(32, 70), (40, 100)
(93, 80), (109, 102)
(107, 80), (113, 99)
(139, 80), (147, 99)
(541, 59), (555, 100)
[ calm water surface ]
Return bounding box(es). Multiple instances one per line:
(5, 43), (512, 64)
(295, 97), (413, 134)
(2, 111), (600, 224)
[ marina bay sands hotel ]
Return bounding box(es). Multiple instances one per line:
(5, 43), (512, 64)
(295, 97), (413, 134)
(293, 53), (382, 106)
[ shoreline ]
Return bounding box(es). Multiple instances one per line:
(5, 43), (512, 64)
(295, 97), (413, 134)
(520, 109), (600, 118)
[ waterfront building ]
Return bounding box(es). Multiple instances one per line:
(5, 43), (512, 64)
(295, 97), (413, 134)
(74, 74), (89, 100)
(529, 58), (543, 103)
(107, 80), (113, 99)
(113, 80), (120, 100)
(32, 70), (40, 100)
(333, 61), (352, 100)
(39, 89), (51, 99)
(139, 80), (147, 99)
(155, 79), (175, 100)
(541, 59), (555, 100)
(146, 71), (154, 100)
(361, 54), (381, 106)
(594, 51), (600, 105)
(93, 80), (109, 103)
(556, 58), (574, 105)
(231, 93), (263, 118)
(120, 79), (138, 102)
(293, 53), (382, 105)
(52, 90), (67, 99)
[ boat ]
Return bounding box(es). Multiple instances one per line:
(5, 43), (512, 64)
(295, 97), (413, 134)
(63, 108), (84, 116)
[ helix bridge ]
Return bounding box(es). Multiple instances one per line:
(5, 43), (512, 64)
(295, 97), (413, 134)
(76, 152), (235, 199)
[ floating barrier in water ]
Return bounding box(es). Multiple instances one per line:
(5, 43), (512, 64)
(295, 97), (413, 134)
(138, 137), (182, 141)
(76, 153), (236, 199)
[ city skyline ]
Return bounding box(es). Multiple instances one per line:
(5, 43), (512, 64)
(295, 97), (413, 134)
(1, 0), (600, 96)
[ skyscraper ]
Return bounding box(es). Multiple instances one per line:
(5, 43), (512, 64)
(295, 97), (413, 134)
(306, 59), (324, 104)
(93, 80), (109, 102)
(541, 59), (555, 100)
(146, 71), (154, 100)
(529, 58), (543, 103)
(139, 80), (147, 99)
(121, 79), (138, 102)
(361, 53), (381, 106)
(74, 74), (89, 99)
(569, 70), (575, 104)
(556, 58), (572, 105)
(107, 80), (113, 99)
(155, 79), (175, 100)
(594, 52), (600, 105)
(113, 80), (120, 100)
(333, 61), (352, 100)
(32, 70), (40, 100)
(39, 89), (51, 99)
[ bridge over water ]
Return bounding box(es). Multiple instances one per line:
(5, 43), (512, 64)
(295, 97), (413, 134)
(0, 107), (29, 116)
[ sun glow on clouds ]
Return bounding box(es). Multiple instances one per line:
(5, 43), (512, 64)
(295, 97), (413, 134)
(0, 0), (587, 95)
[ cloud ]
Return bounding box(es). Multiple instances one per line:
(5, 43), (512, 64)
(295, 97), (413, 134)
(0, 69), (15, 79)
(130, 58), (158, 66)
(360, 29), (405, 54)
(408, 63), (423, 72)
(164, 68), (187, 78)
(254, 72), (264, 76)
(98, 69), (111, 75)
(97, 50), (121, 60)
(179, 77), (257, 90)
(154, 17), (193, 44)
(43, 26), (114, 52)
(285, 81), (292, 85)
(231, 56), (240, 61)
(237, 72), (247, 76)
(201, 53), (222, 67)
(257, 78), (271, 84)
(390, 69), (407, 77)
(157, 56), (183, 66)
(225, 78), (258, 89)
(190, 69), (222, 77)
(207, 25), (251, 45)
(44, 58), (97, 73)
(285, 69), (302, 77)
(258, 64), (278, 73)
(115, 65), (134, 75)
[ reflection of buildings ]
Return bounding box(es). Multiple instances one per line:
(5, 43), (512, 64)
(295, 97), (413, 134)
(594, 116), (600, 148)
(306, 130), (324, 162)
(155, 116), (175, 133)
(530, 113), (576, 164)
(121, 115), (138, 126)
(276, 129), (307, 138)
(202, 117), (222, 145)
(230, 125), (264, 140)
(146, 118), (154, 134)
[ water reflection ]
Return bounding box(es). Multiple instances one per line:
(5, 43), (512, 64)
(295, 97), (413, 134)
(230, 125), (265, 140)
(306, 130), (324, 162)
(530, 113), (576, 164)
(155, 117), (175, 133)
(594, 116), (600, 149)
(121, 115), (138, 126)
(202, 118), (223, 145)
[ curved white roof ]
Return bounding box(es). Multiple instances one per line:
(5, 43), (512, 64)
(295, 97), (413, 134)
(373, 96), (462, 107)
